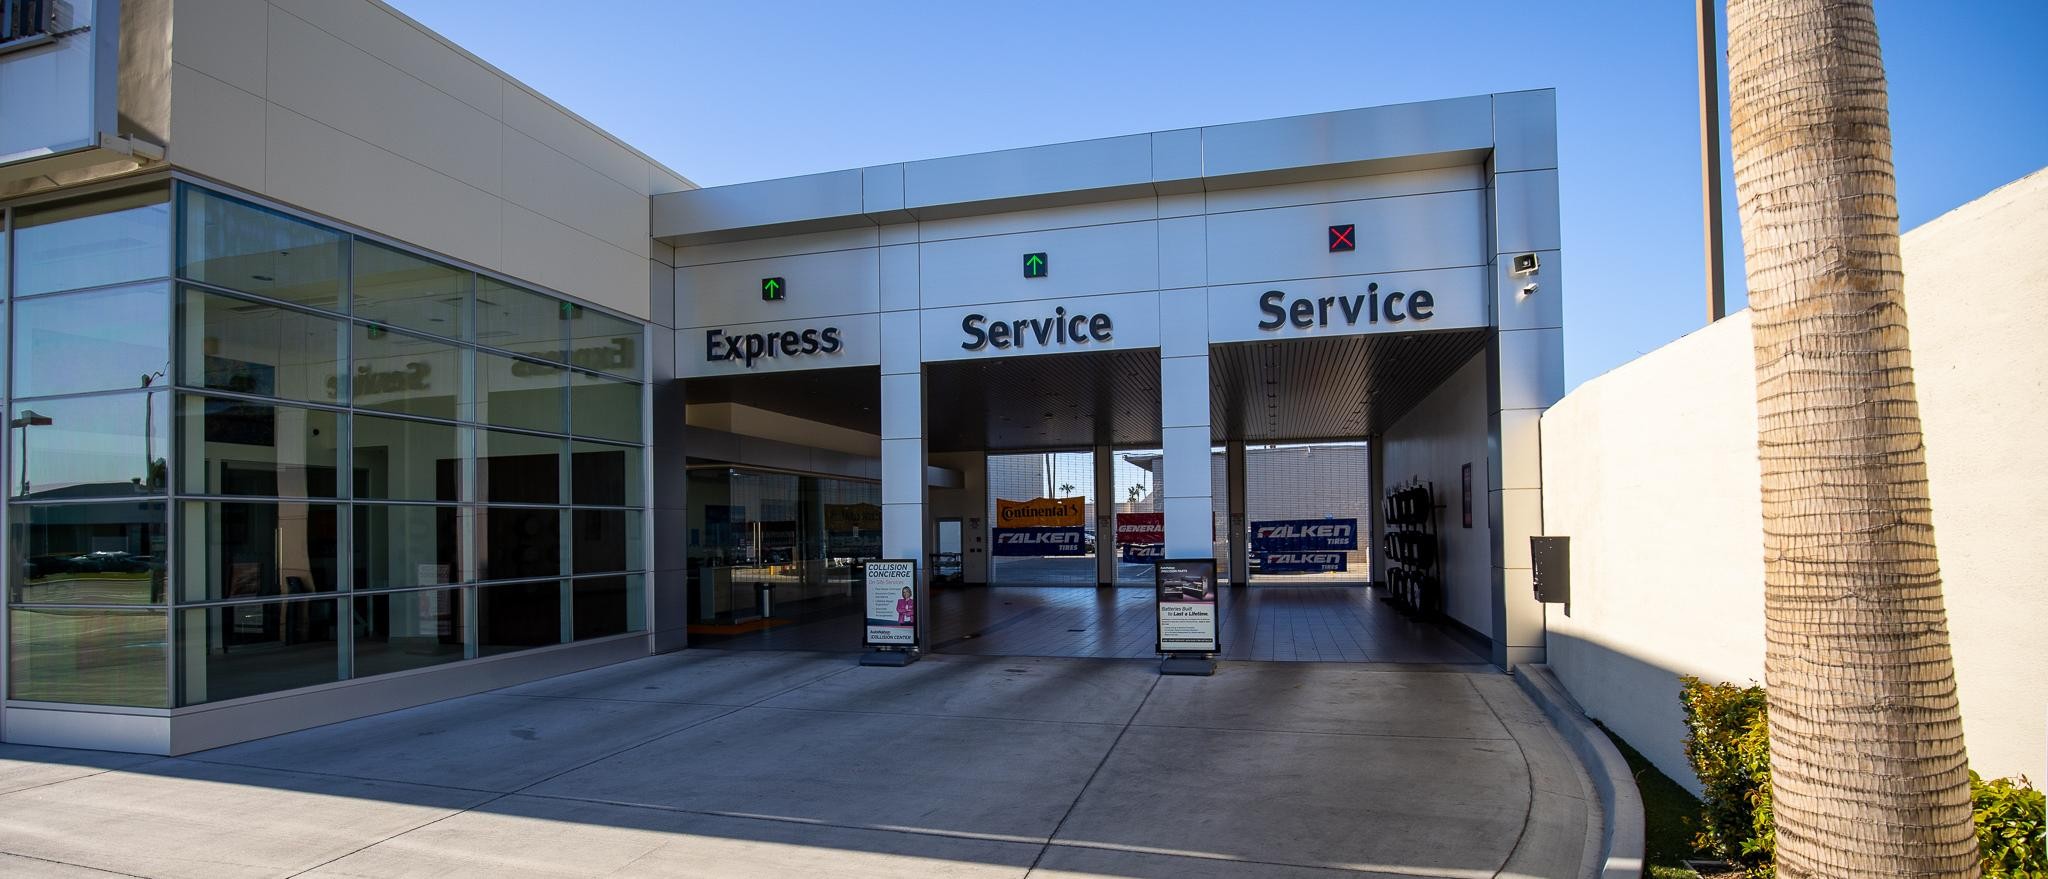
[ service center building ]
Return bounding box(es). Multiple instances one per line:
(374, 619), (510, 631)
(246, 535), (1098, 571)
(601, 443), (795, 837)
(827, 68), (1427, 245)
(0, 0), (1559, 753)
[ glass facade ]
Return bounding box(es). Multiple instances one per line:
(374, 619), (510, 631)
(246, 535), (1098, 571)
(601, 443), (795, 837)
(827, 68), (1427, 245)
(3, 181), (649, 709)
(685, 468), (879, 641)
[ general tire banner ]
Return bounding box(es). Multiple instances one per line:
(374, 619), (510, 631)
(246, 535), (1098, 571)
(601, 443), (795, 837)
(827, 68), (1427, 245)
(1259, 552), (1348, 574)
(1155, 558), (1218, 653)
(1250, 518), (1359, 553)
(1114, 512), (1164, 545)
(995, 496), (1086, 528)
(992, 526), (1088, 556)
(863, 559), (917, 647)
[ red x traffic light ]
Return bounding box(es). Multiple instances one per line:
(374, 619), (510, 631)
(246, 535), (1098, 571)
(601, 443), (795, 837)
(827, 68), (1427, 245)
(1328, 224), (1355, 252)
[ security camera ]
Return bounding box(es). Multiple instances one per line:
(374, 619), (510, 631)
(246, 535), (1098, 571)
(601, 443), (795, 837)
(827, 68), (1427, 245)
(1520, 282), (1539, 297)
(1511, 253), (1540, 276)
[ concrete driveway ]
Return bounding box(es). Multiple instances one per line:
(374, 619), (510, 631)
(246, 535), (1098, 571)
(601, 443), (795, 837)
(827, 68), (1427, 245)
(0, 651), (1596, 878)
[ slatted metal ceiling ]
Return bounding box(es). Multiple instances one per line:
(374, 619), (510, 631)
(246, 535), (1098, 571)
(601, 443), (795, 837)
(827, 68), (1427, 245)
(684, 365), (881, 434)
(925, 349), (1161, 453)
(679, 329), (1486, 453)
(1209, 329), (1487, 442)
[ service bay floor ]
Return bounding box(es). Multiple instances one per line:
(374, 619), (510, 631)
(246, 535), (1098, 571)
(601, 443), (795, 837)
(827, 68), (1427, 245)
(699, 582), (1488, 664)
(0, 651), (1595, 878)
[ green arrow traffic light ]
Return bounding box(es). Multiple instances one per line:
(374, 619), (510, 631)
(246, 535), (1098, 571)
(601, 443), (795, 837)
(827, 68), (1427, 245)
(761, 277), (784, 301)
(1023, 253), (1047, 278)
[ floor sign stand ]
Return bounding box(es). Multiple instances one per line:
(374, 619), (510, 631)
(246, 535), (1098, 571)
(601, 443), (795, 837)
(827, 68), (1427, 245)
(860, 559), (921, 666)
(1155, 559), (1219, 676)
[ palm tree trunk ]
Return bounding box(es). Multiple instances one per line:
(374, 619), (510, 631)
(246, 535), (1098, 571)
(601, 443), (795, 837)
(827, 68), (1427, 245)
(1724, 0), (1979, 875)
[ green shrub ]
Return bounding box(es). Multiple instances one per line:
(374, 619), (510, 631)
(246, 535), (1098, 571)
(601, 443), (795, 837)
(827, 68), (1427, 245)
(1680, 678), (2048, 878)
(1974, 772), (2047, 878)
(1679, 677), (1775, 876)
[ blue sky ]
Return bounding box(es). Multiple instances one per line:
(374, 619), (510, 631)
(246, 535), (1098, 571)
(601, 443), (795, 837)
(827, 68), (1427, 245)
(395, 1), (2047, 388)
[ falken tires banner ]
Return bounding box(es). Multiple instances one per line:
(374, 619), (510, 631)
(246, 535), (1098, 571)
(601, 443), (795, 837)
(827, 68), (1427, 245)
(1249, 518), (1360, 552)
(992, 526), (1089, 556)
(1259, 552), (1348, 574)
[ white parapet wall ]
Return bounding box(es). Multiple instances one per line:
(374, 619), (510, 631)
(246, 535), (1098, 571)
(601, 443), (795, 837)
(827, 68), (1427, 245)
(1541, 166), (2048, 794)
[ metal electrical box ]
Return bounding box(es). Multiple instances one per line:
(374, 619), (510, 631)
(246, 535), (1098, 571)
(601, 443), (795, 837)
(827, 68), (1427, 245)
(1530, 536), (1570, 604)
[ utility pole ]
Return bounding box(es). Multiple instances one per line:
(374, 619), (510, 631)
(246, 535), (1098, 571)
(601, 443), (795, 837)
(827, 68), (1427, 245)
(1699, 0), (1728, 323)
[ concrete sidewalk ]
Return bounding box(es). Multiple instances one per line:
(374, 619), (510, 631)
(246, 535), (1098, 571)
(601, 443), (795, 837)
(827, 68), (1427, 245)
(0, 651), (1596, 878)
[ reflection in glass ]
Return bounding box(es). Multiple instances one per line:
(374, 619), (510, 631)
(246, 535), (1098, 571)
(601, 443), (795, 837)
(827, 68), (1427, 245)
(180, 500), (340, 601)
(478, 506), (560, 581)
(179, 287), (343, 404)
(573, 575), (643, 640)
(179, 599), (341, 705)
(477, 429), (561, 504)
(566, 306), (642, 378)
(353, 589), (466, 677)
(571, 440), (641, 507)
(477, 350), (565, 433)
(353, 239), (469, 337)
(476, 278), (563, 360)
(572, 509), (640, 575)
(13, 284), (170, 398)
(352, 323), (461, 421)
(355, 504), (463, 589)
(352, 413), (461, 501)
(10, 502), (167, 605)
(684, 468), (879, 635)
(568, 370), (639, 443)
(9, 393), (166, 499)
(10, 608), (168, 707)
(177, 395), (339, 497)
(13, 188), (171, 297)
(180, 188), (345, 310)
(478, 581), (563, 656)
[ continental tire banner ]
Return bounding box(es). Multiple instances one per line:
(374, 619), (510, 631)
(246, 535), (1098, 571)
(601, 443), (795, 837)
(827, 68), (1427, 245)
(995, 496), (1086, 529)
(992, 526), (1088, 556)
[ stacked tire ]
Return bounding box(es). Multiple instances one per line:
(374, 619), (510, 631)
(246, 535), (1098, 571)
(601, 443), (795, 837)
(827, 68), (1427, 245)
(1381, 484), (1440, 616)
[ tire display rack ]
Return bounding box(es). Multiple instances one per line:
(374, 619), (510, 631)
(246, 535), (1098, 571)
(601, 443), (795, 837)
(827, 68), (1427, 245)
(1380, 481), (1442, 616)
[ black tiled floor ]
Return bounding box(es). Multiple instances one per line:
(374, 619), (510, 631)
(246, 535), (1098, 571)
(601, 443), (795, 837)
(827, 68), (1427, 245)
(695, 583), (1487, 664)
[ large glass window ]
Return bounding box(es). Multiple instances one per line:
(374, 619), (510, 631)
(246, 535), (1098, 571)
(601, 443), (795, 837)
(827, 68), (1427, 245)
(9, 393), (167, 499)
(476, 278), (563, 360)
(353, 240), (468, 337)
(352, 413), (461, 501)
(12, 188), (171, 297)
(179, 287), (343, 405)
(477, 350), (565, 433)
(179, 598), (341, 704)
(569, 369), (639, 443)
(355, 504), (464, 589)
(571, 440), (641, 507)
(9, 502), (167, 605)
(10, 608), (168, 707)
(477, 580), (563, 656)
(353, 589), (466, 677)
(477, 506), (561, 581)
(177, 395), (339, 498)
(352, 323), (461, 421)
(180, 500), (341, 601)
(572, 575), (642, 640)
(571, 509), (641, 575)
(12, 283), (170, 397)
(566, 306), (641, 378)
(180, 188), (344, 310)
(477, 429), (561, 504)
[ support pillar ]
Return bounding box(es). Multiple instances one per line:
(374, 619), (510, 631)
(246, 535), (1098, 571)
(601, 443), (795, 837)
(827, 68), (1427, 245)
(1226, 440), (1248, 586)
(648, 313), (690, 654)
(1367, 436), (1386, 588)
(879, 312), (929, 648)
(1094, 444), (1115, 587)
(1160, 354), (1212, 561)
(1487, 92), (1564, 668)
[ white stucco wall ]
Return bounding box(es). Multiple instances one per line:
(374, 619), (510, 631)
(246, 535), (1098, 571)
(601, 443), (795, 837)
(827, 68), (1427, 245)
(166, 0), (692, 319)
(1542, 167), (2048, 793)
(1381, 351), (1494, 636)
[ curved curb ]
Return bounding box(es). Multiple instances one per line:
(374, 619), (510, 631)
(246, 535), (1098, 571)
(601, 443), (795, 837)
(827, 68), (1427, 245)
(1514, 663), (1646, 879)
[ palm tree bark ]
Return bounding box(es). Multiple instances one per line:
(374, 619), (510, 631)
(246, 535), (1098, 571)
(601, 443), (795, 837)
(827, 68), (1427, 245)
(1724, 0), (1979, 875)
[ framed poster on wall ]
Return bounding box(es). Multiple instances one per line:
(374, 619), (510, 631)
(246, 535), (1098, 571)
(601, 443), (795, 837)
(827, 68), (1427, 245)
(1155, 558), (1219, 654)
(863, 559), (918, 647)
(1462, 463), (1473, 528)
